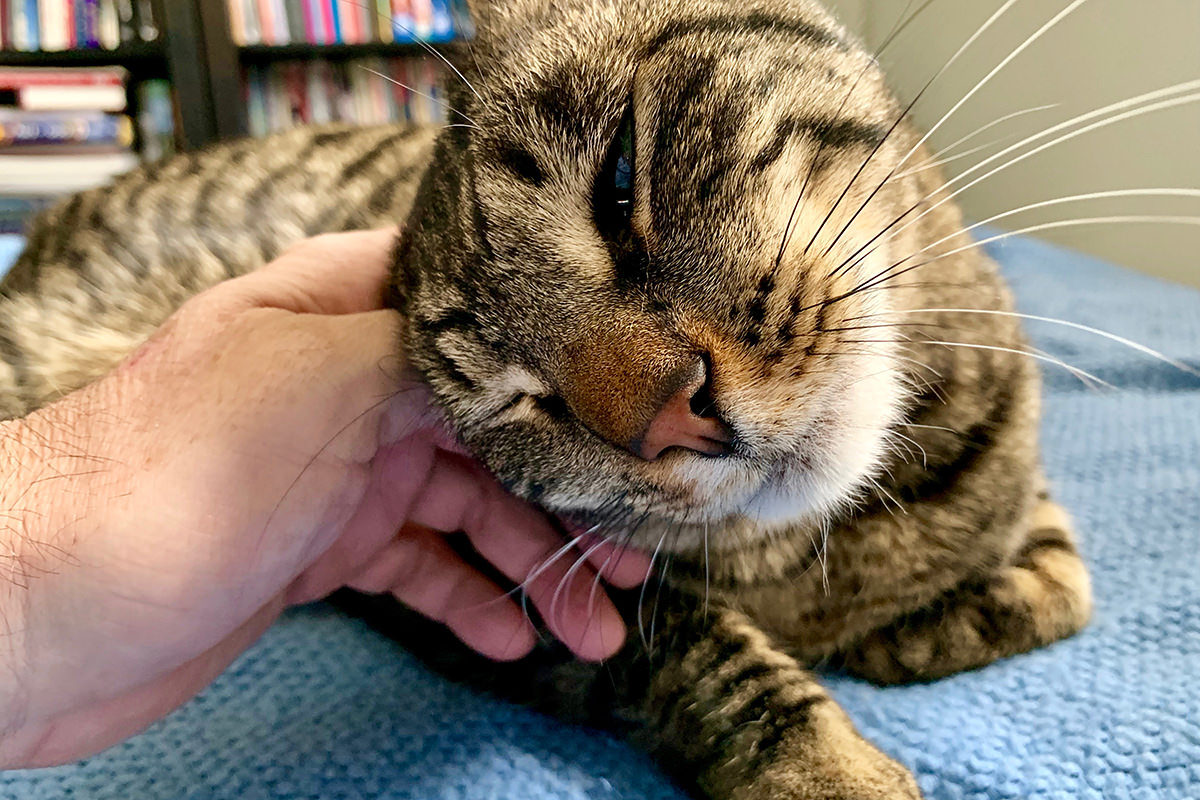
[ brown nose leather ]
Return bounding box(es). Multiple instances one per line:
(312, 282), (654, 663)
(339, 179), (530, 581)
(559, 321), (732, 460)
(631, 357), (733, 461)
(638, 367), (729, 460)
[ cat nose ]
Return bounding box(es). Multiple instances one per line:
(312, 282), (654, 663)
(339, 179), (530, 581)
(631, 356), (733, 461)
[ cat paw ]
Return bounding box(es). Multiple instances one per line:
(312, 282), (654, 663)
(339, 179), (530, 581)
(728, 736), (923, 800)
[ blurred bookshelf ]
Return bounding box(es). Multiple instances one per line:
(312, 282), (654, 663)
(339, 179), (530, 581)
(0, 1), (187, 232)
(198, 0), (466, 138)
(1, 0), (462, 232)
(4, 0), (467, 140)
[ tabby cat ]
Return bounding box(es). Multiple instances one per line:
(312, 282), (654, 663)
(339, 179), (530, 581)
(0, 0), (1094, 797)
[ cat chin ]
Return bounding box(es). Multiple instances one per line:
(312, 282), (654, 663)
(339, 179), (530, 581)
(739, 355), (909, 531)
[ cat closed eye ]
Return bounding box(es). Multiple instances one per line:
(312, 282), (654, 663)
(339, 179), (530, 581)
(593, 105), (637, 240)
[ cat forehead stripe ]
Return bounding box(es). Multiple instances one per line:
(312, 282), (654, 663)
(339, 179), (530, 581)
(642, 12), (848, 59)
(749, 116), (890, 174)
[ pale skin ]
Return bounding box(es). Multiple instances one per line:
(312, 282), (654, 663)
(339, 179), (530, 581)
(0, 229), (649, 769)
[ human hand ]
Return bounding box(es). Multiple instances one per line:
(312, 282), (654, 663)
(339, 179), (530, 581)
(0, 229), (649, 768)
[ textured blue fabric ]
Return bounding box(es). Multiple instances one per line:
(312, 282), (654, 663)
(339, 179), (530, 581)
(2, 234), (1198, 799)
(0, 236), (25, 278)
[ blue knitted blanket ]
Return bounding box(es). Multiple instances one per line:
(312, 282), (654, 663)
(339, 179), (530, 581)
(2, 233), (1198, 799)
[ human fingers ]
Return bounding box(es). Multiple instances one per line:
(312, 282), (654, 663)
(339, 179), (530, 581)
(405, 453), (628, 661)
(346, 524), (537, 661)
(578, 535), (654, 591)
(282, 431), (443, 605)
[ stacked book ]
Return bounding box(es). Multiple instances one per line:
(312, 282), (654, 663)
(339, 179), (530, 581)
(0, 0), (159, 52)
(244, 56), (446, 136)
(0, 66), (172, 233)
(228, 0), (470, 46)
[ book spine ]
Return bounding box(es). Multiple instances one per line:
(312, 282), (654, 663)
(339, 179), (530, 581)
(0, 66), (127, 87)
(239, 0), (258, 44)
(0, 0), (9, 50)
(317, 0), (333, 44)
(274, 0), (290, 44)
(245, 65), (267, 137)
(254, 0), (274, 45)
(17, 0), (36, 51)
(0, 112), (132, 147)
(428, 0), (452, 42)
(225, 0), (244, 45)
(390, 0), (413, 42)
(375, 0), (390, 42)
(341, 0), (358, 44)
(72, 0), (85, 48)
(329, 0), (342, 44)
(307, 59), (332, 123)
(388, 57), (408, 122)
(134, 0), (156, 41)
(299, 0), (315, 42)
(412, 0), (431, 40)
(3, 0), (16, 50)
(448, 0), (471, 38)
(84, 0), (100, 47)
(16, 84), (128, 112)
(35, 0), (55, 50)
(359, 0), (374, 44)
(135, 78), (174, 161)
(114, 0), (133, 43)
(275, 0), (290, 44)
(97, 0), (119, 48)
(283, 60), (306, 124)
(283, 0), (303, 44)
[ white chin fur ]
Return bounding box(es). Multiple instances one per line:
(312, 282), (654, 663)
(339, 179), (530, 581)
(742, 337), (907, 529)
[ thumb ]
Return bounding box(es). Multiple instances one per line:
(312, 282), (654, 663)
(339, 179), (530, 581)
(219, 228), (402, 315)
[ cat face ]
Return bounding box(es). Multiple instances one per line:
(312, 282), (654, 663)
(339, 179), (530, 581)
(395, 0), (926, 552)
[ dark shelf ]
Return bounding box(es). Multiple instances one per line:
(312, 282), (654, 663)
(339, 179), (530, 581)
(0, 43), (167, 68)
(238, 41), (443, 63)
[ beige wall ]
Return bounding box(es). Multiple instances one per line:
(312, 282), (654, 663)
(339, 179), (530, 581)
(823, 0), (1200, 286)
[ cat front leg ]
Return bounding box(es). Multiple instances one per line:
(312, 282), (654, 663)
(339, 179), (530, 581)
(838, 497), (1092, 685)
(640, 606), (922, 800)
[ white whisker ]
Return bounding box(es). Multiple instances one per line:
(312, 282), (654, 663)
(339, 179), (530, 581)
(842, 82), (1200, 274)
(887, 307), (1200, 376)
(924, 339), (1112, 389)
(911, 102), (1060, 171)
(864, 215), (1200, 295)
(357, 66), (479, 128)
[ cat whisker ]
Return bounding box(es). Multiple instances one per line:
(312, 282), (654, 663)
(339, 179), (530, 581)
(637, 528), (672, 651)
(356, 66), (480, 128)
(547, 535), (611, 638)
(872, 189), (1200, 283)
(924, 339), (1112, 389)
(883, 307), (1200, 376)
(499, 531), (591, 606)
(902, 102), (1061, 177)
(703, 519), (711, 624)
(813, 0), (1033, 263)
(838, 82), (1200, 277)
(884, 428), (929, 468)
(775, 0), (937, 271)
(900, 422), (961, 436)
(857, 215), (1200, 302)
(341, 0), (488, 109)
(892, 137), (1005, 182)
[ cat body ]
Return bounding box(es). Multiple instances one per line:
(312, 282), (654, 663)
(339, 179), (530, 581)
(0, 1), (1092, 797)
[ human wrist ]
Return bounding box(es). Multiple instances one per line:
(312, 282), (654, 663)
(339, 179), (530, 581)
(0, 388), (131, 732)
(0, 413), (61, 738)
